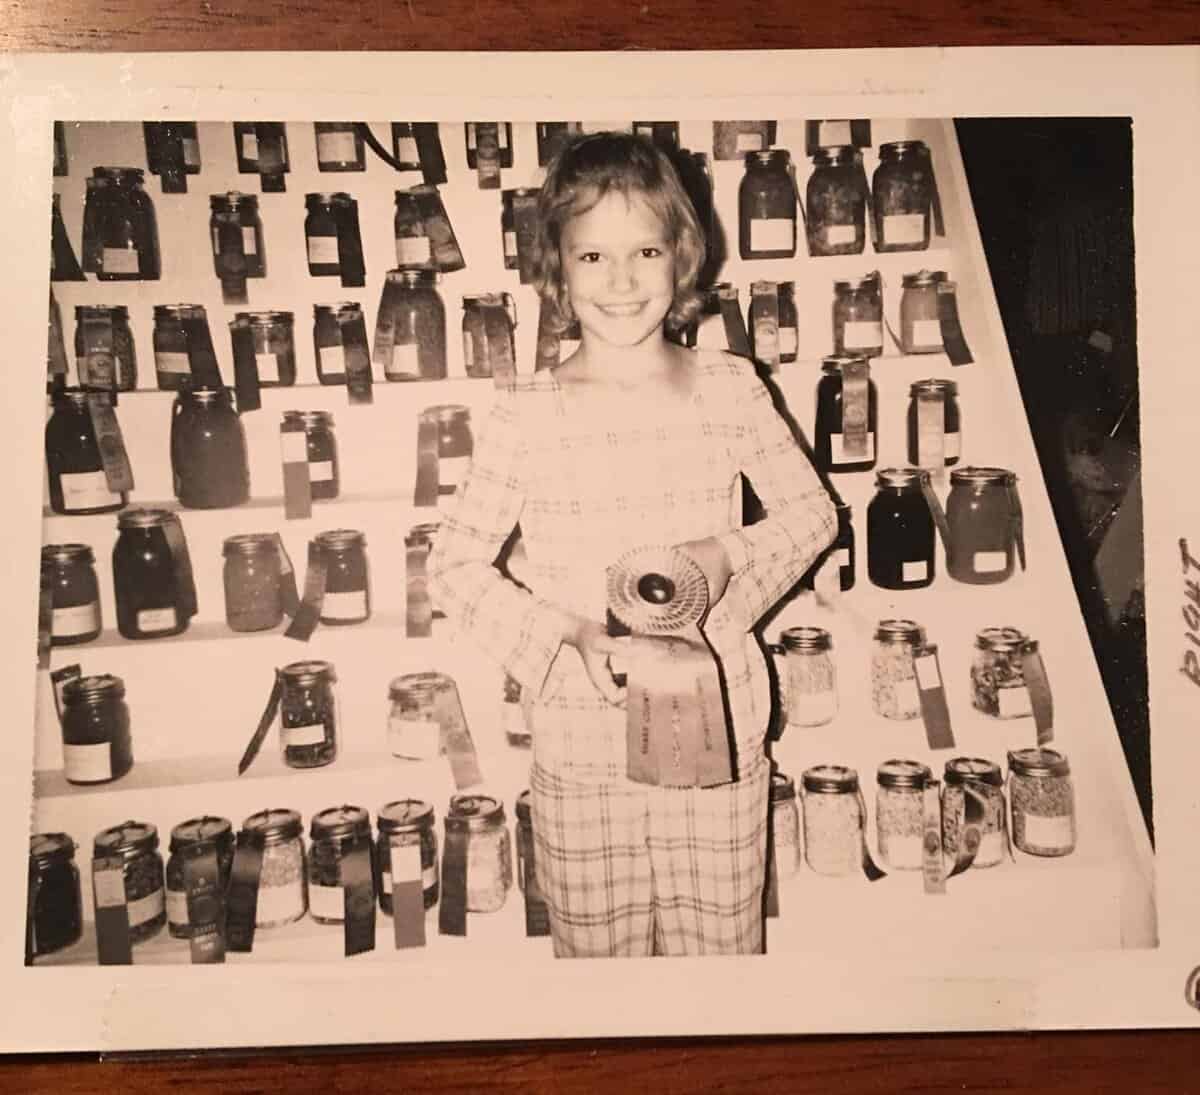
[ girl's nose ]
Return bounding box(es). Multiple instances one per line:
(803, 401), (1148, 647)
(608, 259), (636, 292)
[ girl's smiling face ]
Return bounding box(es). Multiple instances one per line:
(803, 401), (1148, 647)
(559, 188), (676, 351)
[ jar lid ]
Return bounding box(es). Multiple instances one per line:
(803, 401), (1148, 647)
(446, 794), (505, 832)
(280, 660), (337, 685)
(745, 148), (791, 166)
(93, 166), (145, 183)
(75, 304), (129, 319)
(909, 378), (957, 397)
(390, 266), (439, 285)
(210, 191), (257, 210)
(282, 409), (335, 428)
(812, 144), (857, 165)
(515, 789), (533, 824)
(780, 626), (833, 653)
(51, 386), (98, 408)
(974, 626), (1034, 654)
(169, 816), (234, 853)
(405, 522), (441, 547)
(223, 532), (278, 557)
(310, 805), (371, 842)
(901, 270), (946, 288)
(377, 799), (435, 834)
(306, 191), (351, 205)
(41, 543), (95, 566)
(949, 466), (1015, 488)
(1008, 747), (1070, 778)
(93, 820), (158, 858)
(63, 673), (125, 702)
(820, 354), (870, 375)
(242, 808), (303, 845)
(239, 310), (294, 326)
(314, 302), (362, 316)
(801, 765), (859, 794)
(117, 507), (174, 530)
(833, 273), (881, 293)
(880, 140), (927, 157)
(873, 618), (925, 645)
(770, 770), (796, 802)
(153, 304), (206, 320)
(178, 385), (233, 404)
(943, 757), (1003, 788)
(315, 528), (365, 552)
(713, 283), (738, 301)
(387, 671), (444, 701)
(876, 759), (932, 790)
(500, 186), (541, 199)
(30, 832), (76, 865)
(875, 467), (930, 490)
(423, 403), (471, 425)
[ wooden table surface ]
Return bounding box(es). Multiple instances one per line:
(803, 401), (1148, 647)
(4, 3), (1200, 1089)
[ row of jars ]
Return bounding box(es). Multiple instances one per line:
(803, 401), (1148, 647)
(28, 792), (534, 960)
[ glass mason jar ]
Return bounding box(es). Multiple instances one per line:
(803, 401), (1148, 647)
(236, 311), (295, 388)
(164, 817), (235, 939)
(500, 189), (540, 271)
(282, 409), (339, 501)
(152, 304), (207, 391)
(875, 759), (932, 870)
(806, 145), (866, 256)
(28, 833), (83, 958)
(170, 385), (251, 509)
(223, 533), (285, 633)
(42, 543), (102, 646)
(777, 281), (798, 363)
(393, 190), (433, 269)
(1008, 748), (1076, 857)
(387, 672), (444, 761)
(832, 274), (883, 358)
(445, 794), (513, 914)
(279, 660), (338, 769)
(906, 379), (961, 469)
(867, 467), (937, 590)
(946, 467), (1020, 585)
(899, 270), (946, 353)
(462, 293), (517, 379)
(112, 508), (188, 640)
(92, 821), (166, 945)
(970, 626), (1038, 719)
(464, 122), (514, 169)
(313, 302), (366, 386)
(82, 167), (160, 280)
(234, 122), (291, 190)
(801, 766), (864, 877)
(315, 529), (370, 625)
(383, 267), (447, 380)
(775, 626), (837, 728)
(770, 771), (802, 879)
(942, 757), (1006, 869)
(377, 799), (439, 914)
(143, 121), (200, 193)
(738, 149), (797, 260)
(45, 387), (127, 515)
(814, 354), (877, 474)
(307, 805), (375, 925)
(314, 122), (365, 172)
(73, 305), (137, 391)
(209, 192), (266, 283)
(60, 673), (134, 785)
(873, 140), (935, 253)
(870, 619), (926, 720)
(304, 192), (346, 276)
(427, 404), (473, 497)
(242, 808), (308, 929)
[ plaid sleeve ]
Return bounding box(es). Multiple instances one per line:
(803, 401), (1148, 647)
(426, 386), (572, 697)
(715, 356), (838, 627)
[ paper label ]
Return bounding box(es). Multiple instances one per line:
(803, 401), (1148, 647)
(318, 131), (359, 164)
(242, 131), (259, 159)
(818, 120), (852, 147)
(281, 721), (326, 746)
(883, 213), (926, 246)
(893, 676), (921, 714)
(63, 742), (111, 782)
(749, 218), (794, 253)
(503, 230), (518, 257)
(836, 548), (851, 570)
(974, 551), (1009, 573)
(307, 235), (340, 266)
(321, 589), (368, 620)
(825, 224), (858, 246)
(308, 882), (343, 920)
(308, 459), (334, 483)
(243, 227), (258, 256)
(137, 606), (178, 632)
(779, 327), (798, 355)
(998, 685), (1033, 718)
(830, 432), (875, 464)
(902, 559), (928, 582)
(439, 454), (471, 493)
(396, 136), (419, 162)
(182, 137), (200, 166)
(396, 236), (431, 266)
(911, 319), (943, 347)
(156, 351), (192, 375)
(60, 470), (120, 509)
(102, 247), (139, 274)
(388, 716), (441, 759)
(1021, 813), (1074, 849)
(280, 430), (308, 463)
(381, 867), (437, 894)
(915, 653), (941, 690)
(255, 883), (302, 926)
(52, 601), (100, 638)
(842, 320), (882, 351)
(466, 123), (477, 149)
(390, 342), (421, 378)
(944, 431), (961, 460)
(127, 887), (165, 928)
(166, 888), (190, 927)
(255, 352), (278, 383)
(736, 131), (764, 152)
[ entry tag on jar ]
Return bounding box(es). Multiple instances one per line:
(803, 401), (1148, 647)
(412, 123), (448, 186)
(338, 310), (374, 406)
(411, 185), (466, 273)
(914, 644), (956, 750)
(85, 392), (135, 494)
(225, 833), (263, 952)
(93, 855), (133, 965)
(281, 418), (313, 520)
(215, 216), (248, 306)
(390, 836), (426, 949)
(433, 679), (485, 790)
(921, 781), (946, 895)
(919, 475), (952, 554)
(181, 315), (224, 389)
(1023, 647), (1054, 745)
(916, 389), (946, 471)
(438, 826), (469, 937)
(764, 837), (780, 918)
(49, 664), (82, 723)
(237, 669), (283, 776)
(520, 830), (552, 937)
(254, 124), (288, 192)
(804, 119), (872, 157)
(413, 411), (441, 508)
(946, 783), (986, 879)
(371, 277), (398, 369)
(36, 573), (52, 670)
(856, 788), (888, 882)
(183, 843), (226, 964)
(1008, 479), (1027, 571)
(921, 145), (946, 238)
(271, 534), (301, 617)
(750, 281), (780, 371)
(333, 198), (366, 289)
(342, 839), (376, 957)
(718, 292), (752, 359)
(511, 189), (541, 285)
(47, 294), (70, 378)
(230, 321), (262, 413)
(936, 282), (974, 367)
(80, 311), (116, 391)
(162, 513), (199, 620)
(474, 122), (503, 190)
(840, 358), (871, 460)
(285, 540), (327, 642)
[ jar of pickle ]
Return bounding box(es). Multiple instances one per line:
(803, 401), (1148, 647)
(42, 544), (102, 646)
(775, 626), (837, 728)
(941, 758), (1005, 869)
(377, 799), (439, 913)
(870, 619), (926, 720)
(45, 387), (127, 515)
(279, 661), (338, 769)
(92, 821), (166, 944)
(906, 379), (961, 469)
(82, 167), (160, 280)
(875, 759), (932, 870)
(428, 404), (473, 497)
(970, 626), (1037, 719)
(778, 282), (798, 363)
(462, 293), (517, 379)
(832, 274), (883, 358)
(1008, 748), (1076, 857)
(242, 808), (307, 929)
(307, 806), (374, 925)
(315, 529), (370, 625)
(866, 467), (937, 590)
(800, 766), (864, 877)
(165, 817), (235, 939)
(282, 410), (339, 500)
(170, 385), (251, 509)
(393, 189), (431, 270)
(381, 267), (447, 380)
(73, 305), (137, 391)
(313, 302), (366, 385)
(899, 270), (946, 353)
(236, 311), (295, 387)
(387, 672), (444, 760)
(152, 304), (207, 390)
(738, 149), (796, 260)
(769, 771), (801, 879)
(28, 833), (83, 959)
(873, 140), (935, 253)
(304, 192), (345, 276)
(314, 122), (365, 172)
(60, 673), (133, 785)
(445, 794), (512, 914)
(814, 354), (877, 474)
(223, 533), (284, 632)
(209, 192), (266, 282)
(946, 467), (1021, 585)
(806, 145), (866, 256)
(113, 508), (188, 640)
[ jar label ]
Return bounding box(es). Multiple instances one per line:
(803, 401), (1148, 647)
(282, 721), (326, 746)
(836, 548), (851, 570)
(779, 327), (798, 355)
(396, 235), (432, 266)
(749, 218), (794, 254)
(438, 455), (471, 494)
(974, 550), (1009, 574)
(255, 881), (303, 926)
(1020, 812), (1073, 850)
(391, 841), (423, 885)
(463, 333), (475, 369)
(893, 676), (921, 715)
(156, 350), (192, 375)
(243, 226), (258, 256)
(255, 351), (278, 383)
(166, 887), (190, 928)
(101, 247), (139, 274)
(466, 122), (476, 149)
(308, 881), (343, 921)
(137, 606), (178, 633)
(390, 342), (421, 378)
(317, 130), (359, 165)
(825, 224), (858, 246)
(842, 320), (882, 351)
(321, 589), (368, 620)
(830, 432), (875, 464)
(308, 459), (335, 483)
(307, 235), (340, 266)
(241, 131), (259, 159)
(60, 470), (121, 510)
(396, 136), (419, 163)
(127, 886), (165, 928)
(383, 863), (438, 894)
(882, 212), (926, 246)
(52, 600), (100, 638)
(182, 137), (201, 167)
(902, 559), (928, 582)
(998, 684), (1033, 718)
(388, 716), (441, 759)
(883, 834), (924, 870)
(503, 229), (518, 257)
(817, 120), (852, 147)
(63, 741), (111, 782)
(944, 431), (961, 460)
(911, 318), (943, 348)
(914, 653), (941, 690)
(735, 131), (764, 152)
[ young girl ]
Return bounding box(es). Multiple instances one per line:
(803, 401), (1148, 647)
(427, 132), (836, 958)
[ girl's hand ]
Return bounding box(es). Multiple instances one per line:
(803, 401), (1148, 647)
(677, 537), (734, 607)
(561, 613), (629, 707)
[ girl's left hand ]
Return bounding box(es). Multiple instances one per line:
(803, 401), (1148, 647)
(677, 537), (733, 608)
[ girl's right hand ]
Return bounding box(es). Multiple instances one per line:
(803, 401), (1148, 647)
(561, 613), (628, 707)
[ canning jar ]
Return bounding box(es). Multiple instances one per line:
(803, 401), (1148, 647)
(170, 385), (251, 509)
(279, 661), (338, 769)
(92, 821), (166, 945)
(313, 302), (367, 385)
(899, 270), (946, 353)
(462, 293), (517, 379)
(906, 379), (961, 469)
(81, 167), (160, 280)
(873, 141), (935, 253)
(946, 467), (1021, 585)
(775, 626), (837, 728)
(806, 145), (866, 256)
(394, 190), (433, 268)
(427, 404), (473, 497)
(832, 274), (883, 358)
(1008, 748), (1076, 857)
(314, 122), (365, 172)
(814, 354), (877, 474)
(42, 544), (102, 645)
(112, 508), (189, 640)
(242, 809), (307, 929)
(377, 799), (439, 913)
(45, 387), (127, 515)
(210, 192), (266, 282)
(941, 758), (1006, 869)
(445, 794), (512, 914)
(73, 305), (136, 391)
(143, 121), (199, 193)
(769, 771), (801, 879)
(165, 817), (234, 939)
(223, 533), (285, 632)
(379, 267), (447, 380)
(28, 833), (83, 958)
(875, 759), (932, 870)
(307, 806), (374, 925)
(60, 673), (133, 784)
(315, 529), (370, 625)
(801, 766), (864, 877)
(234, 122), (290, 190)
(387, 673), (444, 760)
(870, 619), (926, 720)
(738, 150), (797, 260)
(282, 410), (339, 500)
(304, 192), (346, 276)
(152, 304), (207, 391)
(235, 311), (295, 387)
(778, 282), (798, 363)
(867, 467), (938, 590)
(970, 627), (1037, 719)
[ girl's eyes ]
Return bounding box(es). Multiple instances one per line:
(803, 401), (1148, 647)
(576, 247), (665, 263)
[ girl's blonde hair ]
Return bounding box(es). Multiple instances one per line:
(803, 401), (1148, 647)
(530, 131), (707, 333)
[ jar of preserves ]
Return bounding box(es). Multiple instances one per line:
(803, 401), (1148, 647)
(867, 467), (937, 590)
(305, 192), (346, 276)
(387, 673), (444, 760)
(152, 304), (207, 391)
(242, 808), (307, 929)
(738, 150), (797, 260)
(165, 817), (235, 940)
(906, 379), (961, 469)
(870, 619), (926, 720)
(393, 190), (433, 268)
(832, 274), (883, 358)
(41, 544), (102, 645)
(73, 305), (136, 391)
(113, 508), (188, 640)
(209, 192), (266, 282)
(60, 673), (133, 784)
(806, 145), (866, 257)
(315, 529), (370, 625)
(461, 293), (517, 379)
(769, 771), (801, 879)
(445, 794), (512, 914)
(307, 805), (374, 925)
(279, 661), (338, 769)
(170, 385), (251, 509)
(800, 766), (864, 877)
(377, 799), (439, 913)
(380, 267), (447, 380)
(45, 387), (127, 515)
(946, 467), (1021, 585)
(314, 122), (365, 172)
(775, 626), (837, 728)
(281, 410), (339, 500)
(873, 140), (936, 253)
(1008, 748), (1076, 857)
(313, 302), (366, 385)
(970, 627), (1037, 719)
(875, 759), (932, 870)
(942, 758), (1005, 869)
(428, 404), (473, 497)
(223, 533), (285, 632)
(899, 270), (946, 354)
(814, 354), (877, 474)
(236, 311), (295, 388)
(81, 167), (160, 280)
(28, 833), (83, 959)
(92, 821), (166, 944)
(778, 281), (798, 363)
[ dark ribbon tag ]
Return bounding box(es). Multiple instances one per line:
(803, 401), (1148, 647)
(786, 161), (808, 242)
(162, 513), (198, 619)
(389, 835), (427, 949)
(37, 572), (53, 669)
(51, 204), (85, 281)
(182, 315), (224, 388)
(750, 282), (780, 371)
(50, 664), (81, 723)
(764, 837), (780, 918)
(230, 321), (262, 413)
(1023, 648), (1055, 745)
(342, 839), (376, 957)
(921, 781), (947, 895)
(536, 122), (580, 166)
(857, 788), (887, 881)
(920, 475), (952, 555)
(224, 833), (262, 952)
(80, 312), (116, 390)
(281, 417), (313, 520)
(335, 197), (366, 289)
(937, 282), (974, 366)
(215, 214), (248, 304)
(914, 644), (955, 750)
(474, 122), (502, 189)
(237, 669), (282, 776)
(438, 827), (469, 937)
(338, 309), (374, 405)
(85, 392), (134, 494)
(47, 293), (70, 377)
(405, 531), (434, 638)
(273, 533), (300, 616)
(840, 358), (870, 461)
(25, 865), (39, 965)
(372, 275), (398, 368)
(518, 826), (551, 937)
(285, 540), (327, 642)
(947, 783), (986, 879)
(1008, 480), (1027, 571)
(413, 412), (440, 507)
(718, 292), (752, 358)
(511, 190), (540, 285)
(412, 123), (448, 186)
(633, 121), (679, 149)
(922, 145), (945, 238)
(916, 387), (946, 471)
(184, 843), (226, 964)
(489, 295), (517, 385)
(93, 856), (133, 965)
(433, 678), (484, 790)
(410, 185), (465, 272)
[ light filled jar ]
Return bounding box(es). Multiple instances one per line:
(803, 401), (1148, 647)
(28, 833), (83, 959)
(770, 771), (801, 878)
(738, 149), (797, 260)
(870, 619), (926, 720)
(165, 817), (235, 939)
(906, 379), (961, 469)
(91, 820), (166, 945)
(875, 759), (932, 871)
(946, 467), (1021, 585)
(777, 626), (837, 728)
(377, 799), (439, 913)
(873, 140), (935, 253)
(42, 544), (102, 646)
(867, 467), (937, 590)
(445, 794), (513, 914)
(60, 673), (133, 785)
(222, 533), (285, 633)
(242, 808), (308, 929)
(315, 529), (370, 625)
(278, 661), (339, 769)
(1008, 748), (1076, 857)
(801, 766), (864, 877)
(970, 626), (1037, 719)
(805, 145), (866, 256)
(307, 805), (375, 925)
(899, 270), (946, 353)
(387, 672), (444, 760)
(832, 274), (883, 358)
(941, 757), (1006, 869)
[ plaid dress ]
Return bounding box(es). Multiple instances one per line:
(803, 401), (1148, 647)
(428, 349), (837, 956)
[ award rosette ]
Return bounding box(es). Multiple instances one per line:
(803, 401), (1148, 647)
(605, 545), (734, 788)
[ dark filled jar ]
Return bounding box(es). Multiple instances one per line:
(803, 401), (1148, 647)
(832, 274), (883, 358)
(223, 533), (285, 632)
(304, 192), (346, 276)
(235, 310), (295, 387)
(867, 467), (937, 590)
(165, 817), (235, 940)
(60, 673), (133, 785)
(315, 529), (370, 625)
(814, 355), (877, 474)
(806, 145), (866, 256)
(143, 121), (199, 193)
(82, 167), (160, 280)
(873, 140), (935, 253)
(73, 306), (136, 391)
(152, 304), (207, 391)
(427, 404), (473, 498)
(778, 282), (798, 363)
(279, 660), (338, 769)
(42, 544), (102, 645)
(209, 192), (266, 282)
(92, 821), (166, 945)
(393, 190), (433, 268)
(242, 808), (308, 929)
(113, 508), (189, 640)
(738, 149), (797, 260)
(377, 799), (439, 914)
(314, 122), (365, 172)
(28, 833), (83, 959)
(462, 293), (517, 379)
(946, 467), (1020, 585)
(907, 379), (961, 469)
(382, 267), (447, 381)
(282, 410), (339, 500)
(900, 270), (946, 354)
(313, 302), (366, 385)
(307, 805), (374, 925)
(170, 385), (250, 509)
(45, 387), (127, 515)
